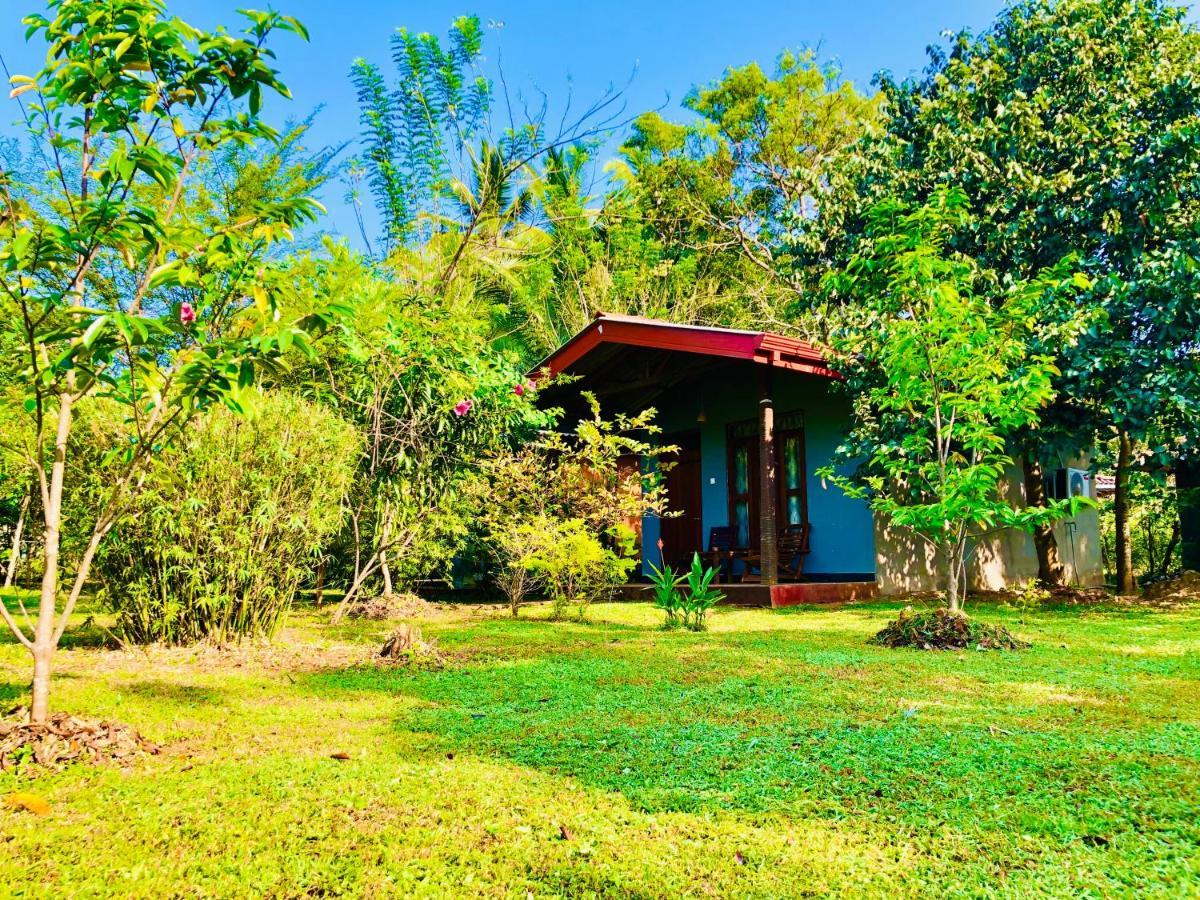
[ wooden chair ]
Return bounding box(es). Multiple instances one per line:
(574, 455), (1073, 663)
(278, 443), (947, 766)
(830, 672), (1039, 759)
(740, 523), (811, 583)
(706, 526), (740, 583)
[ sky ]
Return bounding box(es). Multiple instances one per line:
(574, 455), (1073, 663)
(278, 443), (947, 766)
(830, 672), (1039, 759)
(0, 1), (1014, 246)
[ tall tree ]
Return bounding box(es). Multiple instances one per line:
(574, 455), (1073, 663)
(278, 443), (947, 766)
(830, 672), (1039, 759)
(872, 0), (1200, 592)
(0, 0), (326, 722)
(615, 51), (882, 327)
(819, 190), (1089, 610)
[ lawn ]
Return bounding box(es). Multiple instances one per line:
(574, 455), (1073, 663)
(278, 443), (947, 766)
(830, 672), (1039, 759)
(1, 596), (1198, 898)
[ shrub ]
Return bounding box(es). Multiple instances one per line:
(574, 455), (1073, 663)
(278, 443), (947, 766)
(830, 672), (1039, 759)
(92, 392), (360, 644)
(526, 518), (634, 621)
(871, 607), (1029, 651)
(473, 396), (672, 618)
(1005, 578), (1052, 613)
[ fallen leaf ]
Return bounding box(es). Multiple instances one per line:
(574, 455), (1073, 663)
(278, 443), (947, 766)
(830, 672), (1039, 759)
(4, 792), (50, 816)
(735, 851), (746, 865)
(329, 752), (350, 761)
(559, 824), (574, 841)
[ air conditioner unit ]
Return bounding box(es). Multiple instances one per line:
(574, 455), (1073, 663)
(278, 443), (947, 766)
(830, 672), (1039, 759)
(1044, 467), (1091, 501)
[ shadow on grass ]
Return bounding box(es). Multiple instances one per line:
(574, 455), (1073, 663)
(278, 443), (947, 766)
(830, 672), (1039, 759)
(295, 606), (1199, 849)
(118, 679), (229, 707)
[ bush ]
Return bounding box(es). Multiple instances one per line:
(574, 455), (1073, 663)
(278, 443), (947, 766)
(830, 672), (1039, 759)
(472, 397), (671, 618)
(526, 518), (634, 621)
(871, 607), (1029, 651)
(92, 391), (360, 644)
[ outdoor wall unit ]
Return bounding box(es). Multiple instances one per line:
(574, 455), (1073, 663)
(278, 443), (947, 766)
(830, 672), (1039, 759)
(1045, 467), (1092, 501)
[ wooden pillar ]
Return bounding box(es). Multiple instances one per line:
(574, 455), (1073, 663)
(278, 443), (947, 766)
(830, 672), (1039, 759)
(758, 369), (778, 586)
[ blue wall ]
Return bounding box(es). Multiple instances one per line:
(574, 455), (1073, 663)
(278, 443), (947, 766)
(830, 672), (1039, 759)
(640, 366), (875, 577)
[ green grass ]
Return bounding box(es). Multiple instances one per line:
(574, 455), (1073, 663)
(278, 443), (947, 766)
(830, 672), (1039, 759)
(1, 596), (1198, 897)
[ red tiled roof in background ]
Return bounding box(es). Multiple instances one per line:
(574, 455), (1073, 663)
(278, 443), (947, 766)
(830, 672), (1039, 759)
(531, 312), (839, 380)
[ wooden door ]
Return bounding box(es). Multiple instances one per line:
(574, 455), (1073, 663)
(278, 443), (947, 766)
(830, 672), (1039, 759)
(659, 434), (703, 570)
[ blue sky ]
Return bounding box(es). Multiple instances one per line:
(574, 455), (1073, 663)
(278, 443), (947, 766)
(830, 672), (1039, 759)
(0, 1), (1013, 245)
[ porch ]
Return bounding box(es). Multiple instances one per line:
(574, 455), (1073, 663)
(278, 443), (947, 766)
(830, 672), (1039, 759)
(534, 313), (878, 593)
(616, 579), (879, 608)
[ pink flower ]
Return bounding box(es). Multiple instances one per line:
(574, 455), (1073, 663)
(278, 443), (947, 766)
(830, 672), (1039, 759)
(513, 382), (526, 396)
(453, 399), (473, 417)
(179, 302), (196, 326)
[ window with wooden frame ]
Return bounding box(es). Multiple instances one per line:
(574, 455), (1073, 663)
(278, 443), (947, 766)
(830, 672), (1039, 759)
(727, 422), (758, 549)
(725, 410), (806, 549)
(776, 412), (808, 528)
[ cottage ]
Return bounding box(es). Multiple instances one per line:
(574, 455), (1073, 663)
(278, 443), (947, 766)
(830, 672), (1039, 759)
(535, 313), (1103, 606)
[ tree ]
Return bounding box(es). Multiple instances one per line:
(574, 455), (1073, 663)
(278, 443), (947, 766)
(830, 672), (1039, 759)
(0, 0), (326, 722)
(614, 51), (882, 327)
(819, 190), (1088, 611)
(873, 0), (1200, 592)
(349, 15), (630, 264)
(471, 395), (673, 618)
(280, 249), (549, 619)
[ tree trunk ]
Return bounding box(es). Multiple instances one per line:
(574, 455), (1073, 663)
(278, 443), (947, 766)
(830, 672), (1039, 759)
(1114, 430), (1137, 596)
(313, 559), (326, 606)
(378, 504), (395, 598)
(4, 488), (30, 588)
(1177, 457), (1200, 572)
(944, 539), (965, 613)
(1022, 455), (1066, 585)
(1159, 519), (1180, 580)
(30, 393), (73, 724)
(380, 551), (394, 598)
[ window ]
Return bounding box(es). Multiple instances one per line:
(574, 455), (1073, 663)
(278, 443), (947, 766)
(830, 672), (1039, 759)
(779, 430), (807, 527)
(732, 442), (752, 547)
(726, 411), (806, 547)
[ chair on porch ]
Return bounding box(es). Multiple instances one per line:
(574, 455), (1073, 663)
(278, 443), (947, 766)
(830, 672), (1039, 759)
(740, 523), (811, 583)
(706, 526), (742, 583)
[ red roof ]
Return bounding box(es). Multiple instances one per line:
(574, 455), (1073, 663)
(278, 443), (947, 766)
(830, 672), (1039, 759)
(532, 313), (838, 380)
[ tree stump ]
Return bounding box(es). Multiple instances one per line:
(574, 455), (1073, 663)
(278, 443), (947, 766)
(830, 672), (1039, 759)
(380, 624), (421, 658)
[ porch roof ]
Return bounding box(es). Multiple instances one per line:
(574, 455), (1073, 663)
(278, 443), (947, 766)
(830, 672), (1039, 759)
(531, 313), (839, 420)
(532, 312), (837, 381)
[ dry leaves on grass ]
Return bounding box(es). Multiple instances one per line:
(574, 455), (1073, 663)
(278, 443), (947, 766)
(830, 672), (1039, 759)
(93, 640), (378, 677)
(1141, 571), (1200, 607)
(871, 607), (1029, 651)
(1, 710), (160, 776)
(379, 624), (446, 668)
(3, 791), (51, 815)
(346, 593), (439, 621)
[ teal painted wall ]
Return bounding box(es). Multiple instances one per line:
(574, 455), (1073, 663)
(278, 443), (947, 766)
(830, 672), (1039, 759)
(639, 365), (875, 577)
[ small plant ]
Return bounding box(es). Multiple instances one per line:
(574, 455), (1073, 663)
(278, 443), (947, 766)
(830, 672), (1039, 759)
(682, 553), (725, 631)
(648, 560), (687, 629)
(525, 519), (633, 621)
(1006, 578), (1052, 613)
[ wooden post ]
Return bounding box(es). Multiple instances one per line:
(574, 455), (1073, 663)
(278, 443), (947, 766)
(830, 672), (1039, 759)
(759, 370), (778, 586)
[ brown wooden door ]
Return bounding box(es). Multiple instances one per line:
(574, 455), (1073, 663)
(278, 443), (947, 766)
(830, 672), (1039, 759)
(660, 434), (703, 570)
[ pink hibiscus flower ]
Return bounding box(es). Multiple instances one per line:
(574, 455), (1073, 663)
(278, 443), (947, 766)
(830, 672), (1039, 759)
(453, 399), (474, 417)
(179, 302), (196, 326)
